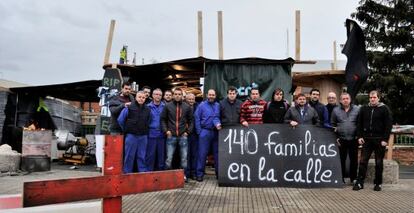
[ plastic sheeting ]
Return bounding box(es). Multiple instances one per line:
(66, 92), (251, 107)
(203, 61), (293, 101)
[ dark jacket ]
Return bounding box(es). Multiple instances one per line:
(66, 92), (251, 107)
(284, 104), (320, 125)
(357, 103), (392, 141)
(331, 104), (360, 140)
(263, 100), (290, 123)
(161, 100), (194, 137)
(309, 100), (331, 128)
(219, 98), (242, 126)
(117, 101), (151, 135)
(109, 94), (135, 133)
(326, 103), (338, 124)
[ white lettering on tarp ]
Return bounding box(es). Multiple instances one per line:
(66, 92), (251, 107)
(263, 130), (336, 157)
(283, 158), (333, 183)
(258, 157), (277, 182)
(224, 129), (244, 154)
(264, 131), (279, 155)
(224, 129), (259, 155)
(103, 77), (121, 88)
(245, 129), (258, 154)
(227, 162), (251, 182)
(221, 125), (340, 186)
(228, 163), (239, 180)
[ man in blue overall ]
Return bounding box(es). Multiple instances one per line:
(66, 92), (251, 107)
(194, 89), (222, 182)
(146, 88), (165, 171)
(118, 91), (151, 173)
(185, 93), (198, 179)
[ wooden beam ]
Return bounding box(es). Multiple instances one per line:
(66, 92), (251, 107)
(387, 134), (394, 160)
(104, 20), (116, 65)
(23, 171), (184, 207)
(218, 11), (224, 60)
(333, 40), (337, 70)
(23, 135), (184, 210)
(295, 10), (301, 61)
(198, 11), (204, 57)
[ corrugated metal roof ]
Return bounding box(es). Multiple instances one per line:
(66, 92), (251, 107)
(0, 79), (30, 88)
(292, 60), (346, 72)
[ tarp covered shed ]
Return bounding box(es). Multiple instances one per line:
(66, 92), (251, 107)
(105, 57), (295, 100)
(1, 80), (102, 151)
(9, 80), (102, 102)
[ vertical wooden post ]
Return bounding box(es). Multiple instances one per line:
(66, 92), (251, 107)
(218, 11), (224, 60)
(333, 40), (337, 70)
(198, 11), (204, 57)
(387, 134), (395, 160)
(104, 20), (116, 65)
(295, 10), (301, 61)
(102, 135), (123, 213)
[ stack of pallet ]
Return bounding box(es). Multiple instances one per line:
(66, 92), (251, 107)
(0, 91), (9, 142)
(44, 98), (82, 135)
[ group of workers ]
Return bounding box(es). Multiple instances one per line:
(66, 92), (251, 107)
(109, 82), (392, 191)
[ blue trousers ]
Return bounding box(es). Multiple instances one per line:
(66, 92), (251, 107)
(146, 137), (165, 171)
(196, 129), (218, 178)
(165, 136), (188, 172)
(123, 134), (148, 173)
(186, 133), (198, 177)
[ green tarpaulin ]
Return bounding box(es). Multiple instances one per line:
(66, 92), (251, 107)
(203, 59), (294, 101)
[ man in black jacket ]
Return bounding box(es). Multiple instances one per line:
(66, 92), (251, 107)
(108, 82), (134, 134)
(353, 90), (392, 191)
(161, 88), (194, 182)
(220, 86), (242, 126)
(117, 91), (151, 173)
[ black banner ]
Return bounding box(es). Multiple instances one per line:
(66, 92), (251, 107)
(218, 124), (343, 188)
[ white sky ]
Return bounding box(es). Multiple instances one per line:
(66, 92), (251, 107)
(0, 0), (359, 85)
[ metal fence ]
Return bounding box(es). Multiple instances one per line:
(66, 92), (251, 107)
(395, 134), (414, 145)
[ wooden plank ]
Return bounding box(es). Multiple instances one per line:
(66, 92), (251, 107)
(197, 11), (204, 57)
(387, 133), (394, 160)
(218, 11), (224, 60)
(23, 171), (184, 207)
(102, 135), (123, 213)
(295, 10), (301, 61)
(0, 194), (22, 210)
(104, 20), (116, 65)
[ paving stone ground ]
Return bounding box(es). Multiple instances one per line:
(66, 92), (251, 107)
(1, 163), (413, 212)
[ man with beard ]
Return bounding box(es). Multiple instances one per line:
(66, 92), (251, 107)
(163, 90), (173, 103)
(284, 93), (319, 126)
(161, 88), (193, 183)
(194, 89), (222, 181)
(108, 82), (134, 134)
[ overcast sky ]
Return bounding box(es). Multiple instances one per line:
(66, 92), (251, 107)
(0, 0), (359, 86)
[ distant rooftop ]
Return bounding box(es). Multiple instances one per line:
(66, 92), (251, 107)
(292, 60), (346, 72)
(0, 79), (30, 89)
